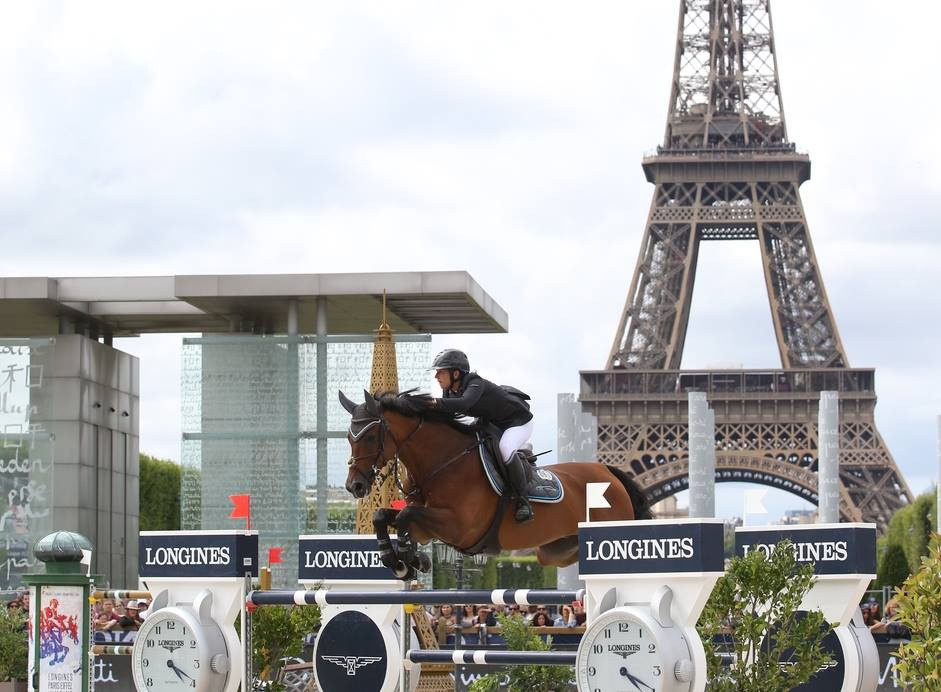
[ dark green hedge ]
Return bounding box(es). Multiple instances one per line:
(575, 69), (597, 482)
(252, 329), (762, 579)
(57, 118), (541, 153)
(876, 489), (938, 587)
(139, 453), (181, 531)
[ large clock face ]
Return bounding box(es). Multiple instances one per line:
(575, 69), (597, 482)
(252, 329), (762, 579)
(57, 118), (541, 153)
(133, 611), (203, 691)
(577, 610), (669, 692)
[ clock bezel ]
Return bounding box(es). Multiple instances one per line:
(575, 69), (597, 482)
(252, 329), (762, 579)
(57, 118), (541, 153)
(576, 606), (690, 692)
(132, 607), (218, 692)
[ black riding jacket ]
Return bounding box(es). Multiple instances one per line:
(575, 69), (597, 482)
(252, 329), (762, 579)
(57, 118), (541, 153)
(436, 373), (533, 430)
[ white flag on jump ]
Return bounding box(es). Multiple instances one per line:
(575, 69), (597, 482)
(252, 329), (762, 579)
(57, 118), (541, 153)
(585, 482), (611, 522)
(743, 488), (768, 515)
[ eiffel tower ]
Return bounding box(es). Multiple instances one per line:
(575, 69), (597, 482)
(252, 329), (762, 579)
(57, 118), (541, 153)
(579, 0), (912, 527)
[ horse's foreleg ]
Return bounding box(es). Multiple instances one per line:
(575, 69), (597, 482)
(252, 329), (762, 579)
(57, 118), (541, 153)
(373, 508), (415, 579)
(394, 506), (452, 574)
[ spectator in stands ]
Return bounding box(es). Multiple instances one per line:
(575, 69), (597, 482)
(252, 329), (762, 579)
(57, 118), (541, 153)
(474, 607), (497, 627)
(112, 600), (128, 625)
(531, 612), (552, 627)
(6, 592), (26, 613)
(137, 599), (150, 621)
(95, 611), (116, 632)
(457, 605), (475, 629)
(95, 599), (120, 630)
(523, 605), (538, 623)
(572, 601), (586, 626)
(554, 605), (577, 628)
(118, 601), (144, 630)
(869, 600), (911, 639)
(433, 605), (454, 647)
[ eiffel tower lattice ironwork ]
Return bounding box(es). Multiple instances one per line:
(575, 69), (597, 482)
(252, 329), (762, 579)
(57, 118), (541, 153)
(579, 0), (912, 527)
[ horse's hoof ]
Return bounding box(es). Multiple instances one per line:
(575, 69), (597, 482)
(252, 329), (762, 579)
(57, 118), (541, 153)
(394, 562), (417, 581)
(417, 553), (431, 572)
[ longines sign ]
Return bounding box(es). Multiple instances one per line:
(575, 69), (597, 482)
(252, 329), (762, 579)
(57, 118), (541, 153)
(735, 524), (876, 575)
(299, 535), (399, 582)
(578, 520), (724, 575)
(139, 531), (259, 578)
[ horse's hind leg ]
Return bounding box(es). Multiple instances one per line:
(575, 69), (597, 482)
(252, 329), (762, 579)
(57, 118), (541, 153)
(535, 535), (580, 567)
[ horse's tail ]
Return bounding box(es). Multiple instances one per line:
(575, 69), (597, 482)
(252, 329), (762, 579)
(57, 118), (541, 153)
(605, 465), (653, 520)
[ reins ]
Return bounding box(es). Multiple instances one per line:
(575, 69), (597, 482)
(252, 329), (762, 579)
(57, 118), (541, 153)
(353, 412), (479, 503)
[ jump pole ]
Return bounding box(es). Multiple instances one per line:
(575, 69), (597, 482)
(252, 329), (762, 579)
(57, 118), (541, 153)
(403, 650), (576, 669)
(247, 588), (584, 607)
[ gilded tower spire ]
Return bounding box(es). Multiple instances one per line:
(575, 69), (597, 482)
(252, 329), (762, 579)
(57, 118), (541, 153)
(369, 291), (399, 395)
(356, 290), (405, 534)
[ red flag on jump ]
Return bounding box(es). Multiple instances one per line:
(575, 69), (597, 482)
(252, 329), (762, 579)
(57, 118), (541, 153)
(268, 547), (283, 565)
(390, 500), (406, 510)
(229, 494), (251, 530)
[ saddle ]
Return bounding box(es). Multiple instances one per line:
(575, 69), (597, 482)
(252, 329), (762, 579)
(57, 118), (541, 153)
(476, 429), (563, 504)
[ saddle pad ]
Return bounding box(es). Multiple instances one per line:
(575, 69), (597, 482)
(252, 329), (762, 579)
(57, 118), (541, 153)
(477, 437), (564, 504)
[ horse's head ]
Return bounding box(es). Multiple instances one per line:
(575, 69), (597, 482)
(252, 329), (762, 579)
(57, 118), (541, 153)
(338, 390), (392, 498)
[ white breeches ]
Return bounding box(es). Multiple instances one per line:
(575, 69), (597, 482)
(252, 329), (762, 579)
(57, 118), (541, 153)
(499, 419), (534, 463)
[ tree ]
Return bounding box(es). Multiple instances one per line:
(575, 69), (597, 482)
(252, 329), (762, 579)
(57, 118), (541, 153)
(877, 542), (911, 589)
(140, 453), (181, 530)
(0, 606), (27, 681)
(884, 491), (937, 574)
(469, 613), (573, 692)
(249, 604), (321, 684)
(698, 539), (832, 691)
(893, 533), (941, 688)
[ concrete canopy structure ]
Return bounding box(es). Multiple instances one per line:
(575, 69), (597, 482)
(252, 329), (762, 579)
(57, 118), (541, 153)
(0, 271), (508, 337)
(0, 270), (506, 587)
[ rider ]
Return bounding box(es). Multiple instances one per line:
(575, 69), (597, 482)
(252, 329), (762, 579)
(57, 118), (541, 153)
(430, 349), (536, 523)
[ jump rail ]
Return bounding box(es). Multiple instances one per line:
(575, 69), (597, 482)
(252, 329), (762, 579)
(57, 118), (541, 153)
(92, 590), (152, 601)
(248, 588), (584, 607)
(92, 645), (134, 656)
(403, 649), (576, 668)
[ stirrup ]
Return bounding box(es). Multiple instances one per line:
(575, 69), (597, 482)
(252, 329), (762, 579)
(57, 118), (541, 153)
(514, 497), (534, 523)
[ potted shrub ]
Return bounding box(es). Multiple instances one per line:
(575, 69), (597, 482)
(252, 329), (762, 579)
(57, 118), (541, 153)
(0, 604), (28, 692)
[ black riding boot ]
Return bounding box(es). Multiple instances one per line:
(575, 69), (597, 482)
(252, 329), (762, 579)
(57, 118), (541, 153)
(506, 453), (534, 523)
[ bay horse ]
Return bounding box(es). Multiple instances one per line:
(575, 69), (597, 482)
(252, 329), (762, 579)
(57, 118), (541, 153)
(340, 389), (651, 580)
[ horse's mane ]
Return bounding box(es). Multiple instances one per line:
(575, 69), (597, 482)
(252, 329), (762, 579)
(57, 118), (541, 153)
(376, 390), (477, 435)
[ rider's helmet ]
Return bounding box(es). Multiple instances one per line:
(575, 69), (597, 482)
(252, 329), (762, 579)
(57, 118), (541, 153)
(431, 349), (470, 372)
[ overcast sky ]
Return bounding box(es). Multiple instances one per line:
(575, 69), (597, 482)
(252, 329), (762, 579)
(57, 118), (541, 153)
(2, 2), (938, 520)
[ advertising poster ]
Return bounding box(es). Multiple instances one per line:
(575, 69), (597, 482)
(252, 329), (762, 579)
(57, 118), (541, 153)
(38, 584), (85, 692)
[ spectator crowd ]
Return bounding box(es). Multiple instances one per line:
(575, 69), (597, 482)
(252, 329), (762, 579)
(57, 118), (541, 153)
(93, 597), (150, 632)
(426, 600), (586, 646)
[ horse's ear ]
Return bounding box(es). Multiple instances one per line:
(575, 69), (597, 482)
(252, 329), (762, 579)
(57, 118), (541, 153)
(338, 390), (358, 415)
(363, 389), (380, 417)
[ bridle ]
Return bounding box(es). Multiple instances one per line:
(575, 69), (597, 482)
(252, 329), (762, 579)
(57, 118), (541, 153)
(347, 413), (478, 502)
(347, 415), (423, 493)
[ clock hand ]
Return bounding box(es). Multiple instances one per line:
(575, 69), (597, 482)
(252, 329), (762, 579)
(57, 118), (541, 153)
(624, 669), (655, 692)
(619, 667), (643, 692)
(167, 659), (194, 682)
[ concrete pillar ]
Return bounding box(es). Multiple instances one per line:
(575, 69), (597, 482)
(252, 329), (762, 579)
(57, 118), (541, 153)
(287, 300), (299, 337)
(688, 392), (714, 518)
(316, 297), (328, 532)
(818, 391), (840, 523)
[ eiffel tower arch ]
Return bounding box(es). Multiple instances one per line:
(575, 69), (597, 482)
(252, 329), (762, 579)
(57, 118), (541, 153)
(579, 0), (912, 527)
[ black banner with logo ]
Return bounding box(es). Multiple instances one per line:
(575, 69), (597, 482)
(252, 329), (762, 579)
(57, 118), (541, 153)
(735, 525), (876, 575)
(315, 610), (389, 692)
(298, 535), (398, 582)
(139, 531), (258, 578)
(578, 521), (724, 575)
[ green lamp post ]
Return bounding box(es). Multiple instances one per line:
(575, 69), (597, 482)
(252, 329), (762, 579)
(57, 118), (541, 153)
(22, 532), (96, 692)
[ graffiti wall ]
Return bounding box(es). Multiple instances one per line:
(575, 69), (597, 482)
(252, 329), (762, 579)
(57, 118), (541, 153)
(0, 339), (55, 589)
